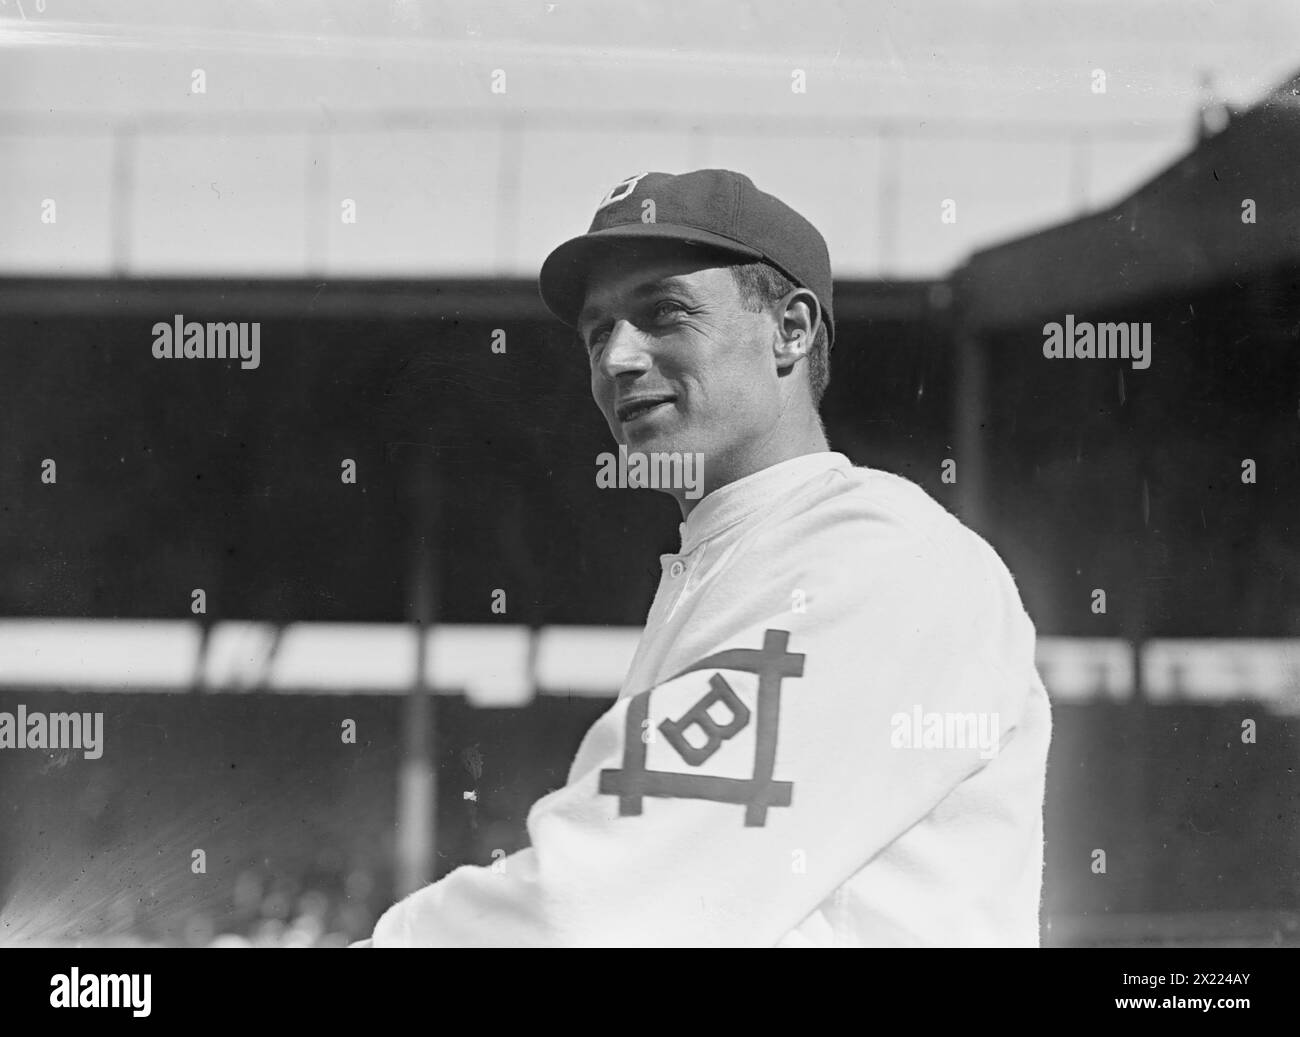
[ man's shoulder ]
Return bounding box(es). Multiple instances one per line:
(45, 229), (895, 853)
(764, 458), (1028, 615)
(782, 459), (977, 559)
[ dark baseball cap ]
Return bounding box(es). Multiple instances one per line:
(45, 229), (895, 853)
(539, 169), (834, 347)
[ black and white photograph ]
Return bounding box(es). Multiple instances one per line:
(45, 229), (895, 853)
(0, 0), (1296, 981)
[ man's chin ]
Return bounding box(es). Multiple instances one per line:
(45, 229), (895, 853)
(621, 430), (692, 456)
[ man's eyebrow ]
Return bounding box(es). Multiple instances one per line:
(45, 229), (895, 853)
(576, 276), (697, 332)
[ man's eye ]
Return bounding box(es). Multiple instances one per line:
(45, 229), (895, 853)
(653, 300), (685, 321)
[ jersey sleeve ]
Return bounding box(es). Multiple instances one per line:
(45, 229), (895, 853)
(369, 509), (1039, 947)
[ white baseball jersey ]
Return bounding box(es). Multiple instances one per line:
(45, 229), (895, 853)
(370, 451), (1052, 947)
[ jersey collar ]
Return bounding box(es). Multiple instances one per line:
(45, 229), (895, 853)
(677, 451), (849, 555)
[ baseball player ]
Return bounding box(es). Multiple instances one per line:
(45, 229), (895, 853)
(359, 169), (1052, 947)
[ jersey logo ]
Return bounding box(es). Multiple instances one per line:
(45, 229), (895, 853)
(598, 628), (803, 827)
(595, 172), (648, 211)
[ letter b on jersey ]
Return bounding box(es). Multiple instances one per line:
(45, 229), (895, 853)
(600, 629), (804, 827)
(659, 673), (751, 766)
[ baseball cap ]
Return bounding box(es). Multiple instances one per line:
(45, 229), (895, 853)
(538, 169), (834, 347)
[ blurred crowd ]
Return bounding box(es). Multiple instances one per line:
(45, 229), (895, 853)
(199, 864), (379, 948)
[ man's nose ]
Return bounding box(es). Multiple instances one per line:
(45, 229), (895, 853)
(598, 320), (652, 378)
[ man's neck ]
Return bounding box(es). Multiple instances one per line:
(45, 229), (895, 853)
(676, 422), (830, 520)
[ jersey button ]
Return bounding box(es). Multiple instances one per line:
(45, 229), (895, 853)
(668, 560), (686, 578)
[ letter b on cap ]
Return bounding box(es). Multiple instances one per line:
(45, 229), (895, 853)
(597, 172), (648, 211)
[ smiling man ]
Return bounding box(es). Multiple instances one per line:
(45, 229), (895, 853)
(363, 169), (1052, 947)
(572, 241), (829, 509)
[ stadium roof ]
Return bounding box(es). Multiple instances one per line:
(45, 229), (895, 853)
(957, 70), (1300, 332)
(0, 276), (941, 324)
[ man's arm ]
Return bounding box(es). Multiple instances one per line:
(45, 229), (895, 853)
(368, 526), (1037, 946)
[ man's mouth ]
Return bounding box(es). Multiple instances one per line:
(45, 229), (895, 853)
(616, 395), (676, 425)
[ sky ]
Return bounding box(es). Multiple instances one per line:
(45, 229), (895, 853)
(1, 0), (1297, 278)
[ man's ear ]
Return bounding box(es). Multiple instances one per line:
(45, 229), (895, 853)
(773, 288), (820, 373)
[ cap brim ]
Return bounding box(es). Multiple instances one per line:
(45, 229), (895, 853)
(538, 223), (764, 329)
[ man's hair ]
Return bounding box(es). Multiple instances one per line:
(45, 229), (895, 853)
(729, 261), (831, 407)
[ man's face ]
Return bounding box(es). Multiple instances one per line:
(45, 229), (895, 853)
(576, 245), (784, 477)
